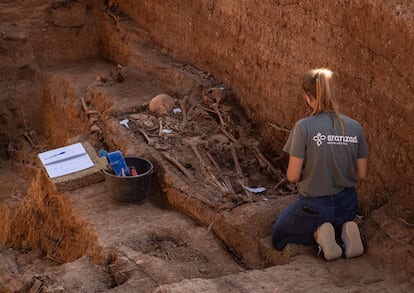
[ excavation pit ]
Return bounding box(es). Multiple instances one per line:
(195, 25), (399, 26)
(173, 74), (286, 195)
(0, 1), (413, 292)
(0, 60), (288, 291)
(0, 58), (409, 292)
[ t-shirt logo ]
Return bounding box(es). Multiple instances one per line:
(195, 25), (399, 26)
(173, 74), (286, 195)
(313, 132), (358, 147)
(313, 132), (327, 146)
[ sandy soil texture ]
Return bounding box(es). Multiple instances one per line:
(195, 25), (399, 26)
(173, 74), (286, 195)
(0, 1), (413, 292)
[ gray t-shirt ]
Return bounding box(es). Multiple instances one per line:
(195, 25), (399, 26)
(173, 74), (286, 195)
(283, 112), (368, 197)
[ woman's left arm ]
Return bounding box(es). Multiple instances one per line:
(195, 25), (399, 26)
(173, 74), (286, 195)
(356, 158), (368, 181)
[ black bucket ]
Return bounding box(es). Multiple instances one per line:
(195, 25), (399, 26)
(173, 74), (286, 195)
(103, 156), (153, 203)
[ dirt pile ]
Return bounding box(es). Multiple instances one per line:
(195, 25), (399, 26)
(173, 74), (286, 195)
(0, 169), (102, 264)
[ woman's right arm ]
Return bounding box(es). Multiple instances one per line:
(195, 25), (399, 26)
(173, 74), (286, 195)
(286, 155), (304, 183)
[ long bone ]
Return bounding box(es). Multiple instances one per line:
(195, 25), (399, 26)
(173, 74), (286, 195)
(211, 103), (226, 127)
(80, 97), (99, 115)
(182, 136), (208, 168)
(228, 145), (252, 197)
(250, 144), (282, 178)
(203, 86), (226, 127)
(162, 152), (192, 179)
(182, 137), (231, 194)
(158, 118), (163, 137)
(137, 128), (155, 146)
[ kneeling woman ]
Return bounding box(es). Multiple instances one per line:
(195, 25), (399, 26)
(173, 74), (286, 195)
(271, 68), (368, 260)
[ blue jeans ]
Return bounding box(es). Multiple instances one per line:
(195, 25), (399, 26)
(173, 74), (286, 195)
(271, 187), (358, 250)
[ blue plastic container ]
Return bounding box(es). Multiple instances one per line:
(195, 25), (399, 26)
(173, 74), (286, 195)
(106, 150), (130, 176)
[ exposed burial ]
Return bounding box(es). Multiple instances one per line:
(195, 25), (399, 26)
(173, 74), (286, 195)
(0, 1), (413, 292)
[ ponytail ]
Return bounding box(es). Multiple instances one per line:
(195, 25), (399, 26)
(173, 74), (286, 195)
(302, 68), (344, 133)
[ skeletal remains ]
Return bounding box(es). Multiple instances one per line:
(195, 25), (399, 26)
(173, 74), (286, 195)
(82, 80), (295, 208)
(151, 87), (292, 201)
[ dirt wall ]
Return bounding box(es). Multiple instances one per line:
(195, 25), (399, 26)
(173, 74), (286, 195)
(112, 0), (414, 217)
(0, 0), (100, 155)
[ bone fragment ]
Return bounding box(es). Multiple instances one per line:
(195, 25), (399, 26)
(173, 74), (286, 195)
(80, 96), (89, 113)
(273, 177), (286, 189)
(162, 152), (192, 179)
(207, 152), (234, 194)
(222, 176), (235, 194)
(137, 128), (155, 146)
(158, 118), (163, 137)
(211, 103), (226, 126)
(182, 138), (211, 175)
(267, 122), (291, 133)
(228, 145), (252, 197)
(190, 143), (206, 169)
(179, 95), (189, 128)
(182, 137), (231, 194)
(230, 145), (243, 177)
(89, 116), (98, 126)
(28, 278), (43, 293)
(251, 145), (281, 178)
(219, 128), (237, 143)
(81, 97), (99, 115)
(90, 124), (102, 134)
(206, 151), (220, 170)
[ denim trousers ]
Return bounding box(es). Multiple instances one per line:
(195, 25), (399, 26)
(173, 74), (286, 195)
(271, 187), (358, 251)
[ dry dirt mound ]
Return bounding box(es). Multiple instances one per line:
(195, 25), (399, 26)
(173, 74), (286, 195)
(0, 169), (102, 264)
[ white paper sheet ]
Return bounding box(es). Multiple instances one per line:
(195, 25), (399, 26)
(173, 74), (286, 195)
(38, 142), (94, 178)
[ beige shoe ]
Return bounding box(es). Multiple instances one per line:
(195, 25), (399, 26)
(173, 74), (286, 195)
(341, 221), (364, 258)
(315, 222), (342, 261)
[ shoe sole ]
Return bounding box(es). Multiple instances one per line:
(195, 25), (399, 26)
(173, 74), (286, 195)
(341, 221), (364, 258)
(315, 222), (342, 261)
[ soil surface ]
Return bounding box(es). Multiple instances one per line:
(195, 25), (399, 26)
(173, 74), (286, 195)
(0, 1), (413, 292)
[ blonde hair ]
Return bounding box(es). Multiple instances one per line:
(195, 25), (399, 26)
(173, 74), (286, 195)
(302, 68), (344, 132)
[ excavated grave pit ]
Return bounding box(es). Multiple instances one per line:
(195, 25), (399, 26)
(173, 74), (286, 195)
(1, 58), (409, 293)
(1, 1), (413, 292)
(0, 59), (302, 291)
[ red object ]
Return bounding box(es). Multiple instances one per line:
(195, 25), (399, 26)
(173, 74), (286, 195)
(130, 166), (138, 176)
